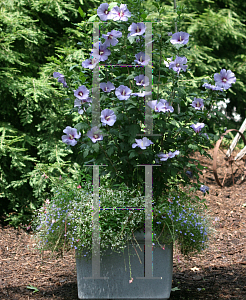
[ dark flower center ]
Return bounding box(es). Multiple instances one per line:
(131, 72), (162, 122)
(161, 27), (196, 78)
(179, 36), (183, 41)
(140, 80), (144, 84)
(69, 134), (74, 140)
(140, 56), (143, 62)
(120, 11), (124, 17)
(93, 134), (99, 139)
(100, 50), (104, 55)
(222, 78), (227, 82)
(105, 10), (108, 15)
(176, 63), (180, 67)
(105, 87), (107, 91)
(136, 26), (140, 33)
(105, 116), (110, 121)
(122, 90), (126, 95)
(78, 91), (83, 96)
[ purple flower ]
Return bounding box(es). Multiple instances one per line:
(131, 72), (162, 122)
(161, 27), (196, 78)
(134, 74), (149, 86)
(169, 56), (188, 75)
(82, 57), (99, 69)
(214, 69), (236, 90)
(100, 81), (115, 92)
(190, 123), (205, 133)
(53, 72), (68, 88)
(97, 3), (113, 21)
(186, 170), (193, 178)
(170, 32), (189, 45)
(164, 57), (173, 68)
(201, 132), (209, 140)
(74, 98), (92, 115)
(74, 85), (90, 100)
(74, 98), (92, 107)
(132, 137), (153, 150)
(173, 150), (180, 156)
(100, 109), (117, 126)
(191, 98), (204, 110)
(110, 4), (131, 21)
(115, 85), (132, 100)
(134, 52), (150, 66)
(91, 41), (111, 62)
(157, 151), (179, 161)
(87, 126), (103, 143)
(102, 30), (122, 47)
(159, 99), (174, 113)
(200, 185), (209, 193)
(131, 91), (152, 97)
(62, 126), (81, 146)
(147, 100), (166, 112)
(202, 83), (223, 91)
(128, 23), (146, 37)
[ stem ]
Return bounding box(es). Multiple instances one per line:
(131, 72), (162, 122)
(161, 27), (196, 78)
(124, 32), (132, 91)
(63, 217), (67, 256)
(105, 126), (121, 153)
(98, 142), (118, 174)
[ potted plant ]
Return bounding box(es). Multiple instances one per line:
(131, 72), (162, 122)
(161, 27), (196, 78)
(32, 176), (210, 299)
(31, 0), (236, 298)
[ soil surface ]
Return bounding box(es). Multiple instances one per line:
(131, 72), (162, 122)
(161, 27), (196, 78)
(0, 149), (246, 300)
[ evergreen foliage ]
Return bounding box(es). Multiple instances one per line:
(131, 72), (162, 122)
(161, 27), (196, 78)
(0, 0), (245, 227)
(0, 0), (94, 227)
(148, 0), (246, 120)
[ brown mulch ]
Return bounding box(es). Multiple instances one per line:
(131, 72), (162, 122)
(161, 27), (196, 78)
(0, 149), (246, 300)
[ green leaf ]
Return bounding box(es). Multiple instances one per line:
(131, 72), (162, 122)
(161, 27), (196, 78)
(79, 72), (86, 83)
(108, 2), (118, 10)
(92, 142), (99, 153)
(107, 146), (115, 156)
(171, 169), (177, 177)
(153, 3), (159, 9)
(173, 44), (185, 50)
(171, 287), (181, 292)
(170, 120), (180, 128)
(29, 202), (36, 210)
(140, 13), (148, 20)
(127, 124), (139, 138)
(88, 15), (98, 22)
(26, 285), (39, 293)
(188, 144), (198, 150)
(69, 64), (79, 71)
(128, 36), (135, 44)
(126, 73), (136, 80)
(129, 151), (137, 159)
(83, 148), (89, 158)
(78, 7), (86, 18)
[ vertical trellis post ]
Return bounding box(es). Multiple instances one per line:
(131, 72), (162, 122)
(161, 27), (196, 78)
(174, 0), (180, 114)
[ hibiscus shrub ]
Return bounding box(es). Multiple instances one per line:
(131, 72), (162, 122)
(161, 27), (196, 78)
(56, 2), (236, 202)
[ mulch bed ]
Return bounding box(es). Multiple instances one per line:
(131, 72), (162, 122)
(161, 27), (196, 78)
(0, 149), (246, 300)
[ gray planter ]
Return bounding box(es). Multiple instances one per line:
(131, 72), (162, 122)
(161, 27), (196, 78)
(76, 231), (173, 299)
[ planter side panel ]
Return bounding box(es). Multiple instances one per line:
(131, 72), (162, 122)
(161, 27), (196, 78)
(76, 239), (173, 300)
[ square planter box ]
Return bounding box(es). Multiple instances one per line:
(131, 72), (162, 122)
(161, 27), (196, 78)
(76, 231), (173, 299)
